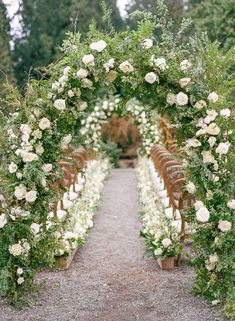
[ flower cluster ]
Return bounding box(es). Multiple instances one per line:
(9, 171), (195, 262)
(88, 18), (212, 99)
(136, 157), (182, 259)
(54, 158), (111, 256)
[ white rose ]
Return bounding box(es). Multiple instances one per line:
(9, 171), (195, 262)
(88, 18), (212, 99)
(227, 199), (235, 209)
(39, 118), (51, 130)
(180, 59), (191, 71)
(208, 92), (219, 103)
(175, 92), (188, 106)
(215, 142), (229, 155)
(82, 54), (95, 65)
(220, 108), (231, 118)
(144, 72), (158, 84)
(179, 77), (191, 88)
(57, 210), (67, 220)
(14, 185), (27, 200)
(195, 100), (207, 110)
(209, 253), (219, 264)
(194, 200), (204, 212)
(17, 277), (24, 285)
(30, 223), (40, 234)
(161, 238), (172, 248)
(196, 206), (210, 222)
(186, 138), (201, 148)
(77, 68), (89, 78)
(119, 61), (134, 73)
(9, 243), (23, 256)
(207, 123), (220, 135)
(61, 134), (72, 148)
(154, 248), (163, 256)
(81, 78), (93, 88)
(208, 136), (216, 147)
(52, 82), (60, 91)
(35, 144), (44, 155)
(59, 75), (68, 85)
(90, 40), (107, 52)
(186, 181), (196, 194)
(42, 164), (53, 173)
(8, 162), (18, 173)
(201, 150), (215, 163)
(166, 93), (175, 105)
(218, 220), (232, 232)
(17, 267), (23, 275)
(54, 99), (66, 111)
(25, 190), (37, 203)
(143, 38), (153, 49)
(22, 152), (38, 163)
(0, 214), (7, 228)
(155, 57), (168, 71)
(68, 90), (75, 98)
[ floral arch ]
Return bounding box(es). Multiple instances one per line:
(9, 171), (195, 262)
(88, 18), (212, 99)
(0, 4), (234, 310)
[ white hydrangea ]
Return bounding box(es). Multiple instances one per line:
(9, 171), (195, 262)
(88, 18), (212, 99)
(9, 243), (23, 256)
(119, 61), (134, 73)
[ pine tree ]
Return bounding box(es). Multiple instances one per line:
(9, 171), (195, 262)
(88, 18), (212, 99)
(0, 0), (14, 95)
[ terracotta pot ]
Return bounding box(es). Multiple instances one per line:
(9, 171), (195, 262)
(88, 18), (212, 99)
(157, 257), (174, 270)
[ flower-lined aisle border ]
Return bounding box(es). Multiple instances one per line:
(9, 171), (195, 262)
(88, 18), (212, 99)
(136, 156), (182, 259)
(0, 1), (234, 306)
(55, 158), (111, 256)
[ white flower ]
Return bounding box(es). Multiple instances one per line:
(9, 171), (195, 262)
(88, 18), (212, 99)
(155, 57), (168, 71)
(63, 66), (71, 76)
(17, 277), (24, 285)
(218, 220), (232, 232)
(20, 124), (31, 135)
(8, 162), (18, 173)
(81, 78), (93, 88)
(154, 248), (163, 256)
(25, 190), (37, 203)
(220, 108), (231, 118)
(39, 118), (51, 130)
(103, 58), (115, 72)
(179, 77), (191, 88)
(35, 144), (44, 155)
(30, 223), (40, 234)
(166, 93), (175, 105)
(22, 151), (39, 163)
(209, 253), (219, 264)
(9, 243), (23, 256)
(186, 138), (201, 148)
(77, 68), (89, 79)
(90, 40), (107, 52)
(0, 214), (7, 228)
(212, 300), (220, 306)
(144, 72), (158, 84)
(68, 90), (75, 98)
(208, 137), (216, 147)
(216, 142), (229, 155)
(42, 164), (53, 173)
(52, 82), (60, 91)
(180, 59), (191, 71)
(201, 150), (215, 164)
(208, 92), (219, 103)
(194, 200), (204, 211)
(59, 75), (68, 85)
(61, 134), (72, 148)
(195, 100), (207, 110)
(204, 109), (218, 124)
(14, 185), (27, 200)
(80, 102), (88, 111)
(17, 267), (23, 275)
(175, 92), (188, 106)
(82, 54), (95, 65)
(57, 210), (66, 220)
(161, 238), (172, 248)
(196, 207), (210, 222)
(206, 123), (220, 135)
(227, 199), (235, 209)
(54, 99), (66, 111)
(143, 38), (153, 49)
(186, 182), (196, 194)
(119, 61), (134, 73)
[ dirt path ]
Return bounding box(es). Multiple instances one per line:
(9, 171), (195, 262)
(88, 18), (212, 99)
(0, 169), (226, 321)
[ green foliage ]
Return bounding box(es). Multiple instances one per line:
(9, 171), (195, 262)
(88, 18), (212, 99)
(188, 0), (235, 51)
(100, 140), (122, 167)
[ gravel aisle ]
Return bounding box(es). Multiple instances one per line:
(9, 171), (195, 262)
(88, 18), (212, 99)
(0, 169), (226, 321)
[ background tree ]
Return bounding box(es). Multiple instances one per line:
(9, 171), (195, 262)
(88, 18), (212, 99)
(0, 0), (14, 96)
(188, 0), (235, 51)
(13, 0), (123, 90)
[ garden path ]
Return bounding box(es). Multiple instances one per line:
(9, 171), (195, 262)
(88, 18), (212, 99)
(0, 169), (226, 321)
